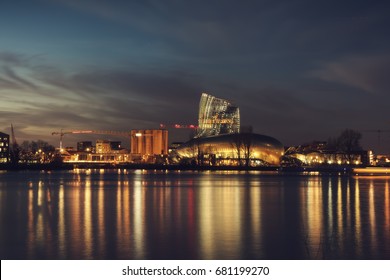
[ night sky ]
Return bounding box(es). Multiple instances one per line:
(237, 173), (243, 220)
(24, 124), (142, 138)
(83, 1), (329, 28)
(1, 0), (390, 153)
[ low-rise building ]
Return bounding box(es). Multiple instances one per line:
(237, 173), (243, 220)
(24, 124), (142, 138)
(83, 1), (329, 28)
(283, 141), (370, 166)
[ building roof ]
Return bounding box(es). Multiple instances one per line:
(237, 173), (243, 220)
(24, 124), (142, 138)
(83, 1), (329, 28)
(181, 133), (283, 149)
(176, 132), (284, 165)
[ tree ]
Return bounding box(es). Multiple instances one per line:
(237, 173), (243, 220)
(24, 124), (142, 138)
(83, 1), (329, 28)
(327, 129), (362, 152)
(187, 137), (203, 166)
(20, 140), (55, 153)
(242, 133), (253, 167)
(231, 133), (243, 166)
(338, 129), (362, 152)
(231, 133), (253, 167)
(19, 140), (56, 163)
(327, 129), (362, 162)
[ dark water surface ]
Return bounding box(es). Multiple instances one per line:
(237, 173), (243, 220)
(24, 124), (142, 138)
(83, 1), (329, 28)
(0, 169), (389, 260)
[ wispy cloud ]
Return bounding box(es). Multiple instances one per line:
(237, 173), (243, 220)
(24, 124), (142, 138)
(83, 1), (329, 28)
(312, 54), (390, 95)
(0, 51), (28, 66)
(2, 66), (38, 90)
(0, 50), (204, 144)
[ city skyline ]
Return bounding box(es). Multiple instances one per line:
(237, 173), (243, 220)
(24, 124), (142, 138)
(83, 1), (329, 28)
(1, 0), (390, 153)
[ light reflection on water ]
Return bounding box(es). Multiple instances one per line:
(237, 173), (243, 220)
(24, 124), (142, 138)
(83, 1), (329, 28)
(0, 170), (389, 260)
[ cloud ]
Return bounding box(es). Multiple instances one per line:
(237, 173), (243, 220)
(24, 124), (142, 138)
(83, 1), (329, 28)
(0, 51), (47, 92)
(312, 54), (390, 95)
(35, 67), (203, 119)
(0, 50), (206, 145)
(42, 0), (300, 58)
(2, 66), (38, 90)
(0, 51), (28, 66)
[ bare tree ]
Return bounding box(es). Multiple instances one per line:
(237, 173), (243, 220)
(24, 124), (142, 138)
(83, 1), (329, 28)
(231, 133), (253, 167)
(231, 133), (243, 166)
(19, 140), (56, 163)
(242, 133), (253, 167)
(188, 138), (204, 166)
(327, 129), (362, 162)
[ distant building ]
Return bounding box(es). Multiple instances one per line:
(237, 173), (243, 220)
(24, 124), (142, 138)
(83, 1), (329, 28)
(374, 154), (390, 166)
(110, 141), (122, 150)
(131, 129), (168, 162)
(67, 139), (128, 163)
(283, 141), (370, 166)
(0, 132), (10, 163)
(196, 92), (240, 138)
(77, 141), (93, 152)
(96, 140), (111, 153)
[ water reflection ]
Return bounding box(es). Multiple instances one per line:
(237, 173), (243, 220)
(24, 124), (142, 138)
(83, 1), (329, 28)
(0, 170), (389, 259)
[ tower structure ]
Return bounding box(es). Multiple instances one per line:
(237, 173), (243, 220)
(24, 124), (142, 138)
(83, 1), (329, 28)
(196, 92), (240, 138)
(131, 129), (168, 157)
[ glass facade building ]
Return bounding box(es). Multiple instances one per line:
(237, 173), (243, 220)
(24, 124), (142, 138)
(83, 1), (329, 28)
(175, 93), (284, 166)
(196, 93), (240, 138)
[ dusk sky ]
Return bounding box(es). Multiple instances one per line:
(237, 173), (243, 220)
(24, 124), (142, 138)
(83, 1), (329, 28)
(1, 0), (390, 152)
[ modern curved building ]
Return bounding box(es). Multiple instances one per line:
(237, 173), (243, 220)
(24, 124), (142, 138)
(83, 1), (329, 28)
(196, 93), (240, 138)
(176, 133), (284, 166)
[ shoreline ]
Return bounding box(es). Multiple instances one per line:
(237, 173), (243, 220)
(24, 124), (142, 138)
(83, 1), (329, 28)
(0, 162), (279, 171)
(1, 163), (389, 175)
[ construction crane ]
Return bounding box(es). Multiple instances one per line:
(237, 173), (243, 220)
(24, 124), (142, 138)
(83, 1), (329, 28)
(51, 129), (68, 150)
(52, 129), (131, 150)
(159, 123), (198, 129)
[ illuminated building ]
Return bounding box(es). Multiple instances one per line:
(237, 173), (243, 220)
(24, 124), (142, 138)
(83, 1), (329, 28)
(0, 132), (10, 163)
(376, 154), (390, 166)
(65, 132), (169, 164)
(131, 129), (168, 162)
(176, 133), (284, 166)
(169, 142), (184, 153)
(283, 142), (370, 166)
(196, 93), (240, 138)
(67, 139), (128, 163)
(95, 140), (122, 153)
(96, 140), (111, 153)
(176, 93), (283, 166)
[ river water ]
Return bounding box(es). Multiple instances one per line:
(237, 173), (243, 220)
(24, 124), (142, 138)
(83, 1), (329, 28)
(0, 169), (389, 260)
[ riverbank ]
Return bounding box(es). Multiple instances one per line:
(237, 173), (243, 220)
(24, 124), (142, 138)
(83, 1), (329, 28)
(1, 162), (388, 175)
(0, 162), (279, 171)
(0, 162), (73, 171)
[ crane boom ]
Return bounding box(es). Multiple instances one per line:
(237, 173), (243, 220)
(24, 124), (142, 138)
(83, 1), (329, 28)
(70, 130), (131, 136)
(159, 123), (198, 129)
(52, 129), (132, 150)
